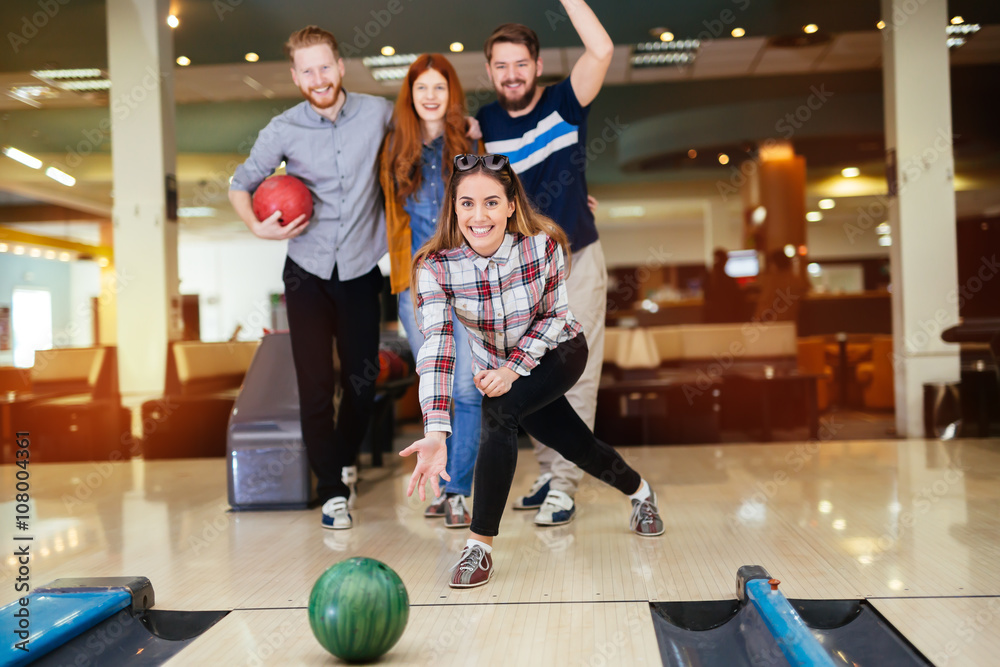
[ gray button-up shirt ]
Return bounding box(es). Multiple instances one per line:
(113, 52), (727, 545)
(231, 92), (393, 281)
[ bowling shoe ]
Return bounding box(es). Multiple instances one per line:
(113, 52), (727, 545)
(629, 492), (665, 536)
(449, 544), (493, 588)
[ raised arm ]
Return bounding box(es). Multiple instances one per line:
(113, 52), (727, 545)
(563, 0), (614, 107)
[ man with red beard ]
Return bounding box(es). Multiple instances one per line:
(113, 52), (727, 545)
(476, 1), (617, 528)
(229, 26), (392, 531)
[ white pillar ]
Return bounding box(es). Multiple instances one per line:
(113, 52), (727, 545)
(107, 0), (181, 395)
(881, 0), (960, 437)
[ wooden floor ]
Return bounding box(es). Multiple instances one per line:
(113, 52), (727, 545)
(2, 434), (999, 666)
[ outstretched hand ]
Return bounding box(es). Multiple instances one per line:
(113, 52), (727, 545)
(399, 432), (450, 500)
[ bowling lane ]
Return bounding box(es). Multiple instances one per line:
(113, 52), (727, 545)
(871, 597), (1000, 667)
(168, 602), (663, 666)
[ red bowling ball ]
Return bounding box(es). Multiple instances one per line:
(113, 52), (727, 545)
(252, 174), (313, 226)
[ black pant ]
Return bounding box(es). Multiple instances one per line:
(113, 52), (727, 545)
(471, 334), (642, 537)
(283, 258), (382, 502)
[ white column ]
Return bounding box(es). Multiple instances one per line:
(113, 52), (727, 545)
(107, 0), (181, 395)
(881, 0), (960, 437)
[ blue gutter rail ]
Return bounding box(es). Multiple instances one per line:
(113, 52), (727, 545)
(1, 577), (153, 667)
(737, 565), (837, 667)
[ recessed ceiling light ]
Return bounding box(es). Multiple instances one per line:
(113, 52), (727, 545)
(29, 248), (42, 258)
(818, 198), (835, 209)
(449, 42), (464, 53)
(381, 46), (395, 56)
(176, 56), (191, 66)
(803, 24), (819, 34)
(14, 246), (25, 255)
(875, 222), (891, 235)
(167, 14), (179, 29)
(783, 244), (796, 258)
(659, 31), (674, 42)
(731, 28), (745, 38)
(878, 235), (892, 247)
(877, 20), (886, 30)
(59, 252), (71, 261)
(806, 211), (823, 222)
(245, 52), (259, 62)
(0, 243), (7, 253)
(687, 149), (697, 159)
(718, 153), (729, 165)
(951, 16), (964, 25)
(44, 250), (56, 260)
(841, 167), (860, 178)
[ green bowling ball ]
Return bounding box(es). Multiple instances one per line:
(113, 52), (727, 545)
(308, 557), (409, 662)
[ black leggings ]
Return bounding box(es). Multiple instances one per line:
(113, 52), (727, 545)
(471, 334), (642, 537)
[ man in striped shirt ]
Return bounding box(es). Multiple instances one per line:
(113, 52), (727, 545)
(476, 0), (614, 527)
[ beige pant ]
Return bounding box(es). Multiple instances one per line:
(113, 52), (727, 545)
(531, 240), (607, 496)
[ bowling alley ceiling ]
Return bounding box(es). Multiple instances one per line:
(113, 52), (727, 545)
(1, 0), (1000, 232)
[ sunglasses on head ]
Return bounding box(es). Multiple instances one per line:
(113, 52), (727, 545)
(453, 154), (510, 172)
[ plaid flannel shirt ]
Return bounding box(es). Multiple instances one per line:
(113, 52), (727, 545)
(415, 232), (583, 434)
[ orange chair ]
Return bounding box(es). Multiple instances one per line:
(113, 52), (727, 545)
(796, 337), (832, 411)
(856, 335), (895, 410)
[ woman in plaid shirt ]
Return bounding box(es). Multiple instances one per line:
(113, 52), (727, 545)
(400, 154), (664, 589)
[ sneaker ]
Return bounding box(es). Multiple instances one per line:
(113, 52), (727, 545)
(342, 466), (358, 510)
(321, 497), (352, 530)
(424, 492), (448, 518)
(512, 472), (554, 510)
(630, 492), (665, 537)
(444, 495), (472, 528)
(534, 489), (576, 526)
(449, 545), (493, 588)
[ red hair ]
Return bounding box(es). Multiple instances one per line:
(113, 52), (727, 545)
(386, 54), (468, 202)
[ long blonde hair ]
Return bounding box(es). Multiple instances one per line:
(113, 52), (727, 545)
(410, 158), (571, 291)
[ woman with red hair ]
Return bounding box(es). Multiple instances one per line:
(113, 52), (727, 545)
(380, 54), (483, 528)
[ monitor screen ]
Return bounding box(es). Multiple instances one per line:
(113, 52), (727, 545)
(726, 250), (759, 278)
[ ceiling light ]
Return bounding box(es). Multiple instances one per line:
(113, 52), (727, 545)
(803, 24), (819, 34)
(3, 146), (43, 169)
(449, 42), (464, 53)
(751, 206), (767, 225)
(806, 211), (823, 222)
(818, 198), (835, 209)
(879, 235), (892, 247)
(45, 166), (76, 186)
(57, 80), (111, 91)
(731, 28), (745, 38)
(32, 68), (102, 79)
(59, 252), (71, 261)
(807, 262), (821, 276)
(245, 52), (259, 62)
(98, 257), (110, 268)
(951, 16), (964, 25)
(687, 149), (697, 159)
(14, 246), (25, 255)
(167, 14), (179, 28)
(631, 40), (700, 68)
(0, 243), (7, 252)
(841, 167), (860, 178)
(877, 20), (886, 30)
(609, 205), (646, 218)
(29, 248), (42, 258)
(381, 46), (395, 56)
(176, 56), (191, 66)
(659, 31), (674, 42)
(875, 222), (891, 235)
(371, 67), (409, 82)
(783, 244), (796, 258)
(718, 153), (729, 165)
(177, 207), (217, 218)
(44, 250), (56, 260)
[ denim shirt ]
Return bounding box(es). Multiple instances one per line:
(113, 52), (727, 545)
(403, 135), (446, 255)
